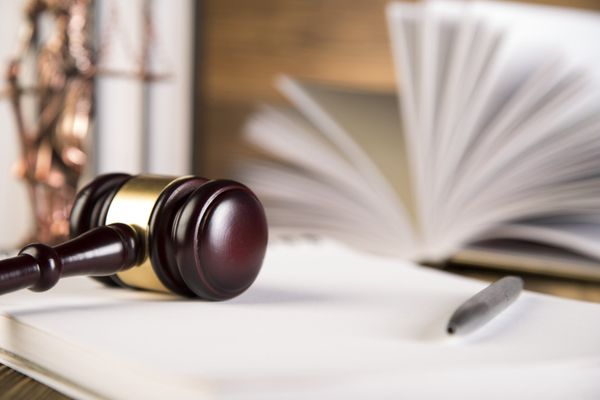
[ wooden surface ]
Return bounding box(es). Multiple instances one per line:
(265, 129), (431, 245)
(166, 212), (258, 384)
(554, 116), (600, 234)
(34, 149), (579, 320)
(0, 364), (69, 400)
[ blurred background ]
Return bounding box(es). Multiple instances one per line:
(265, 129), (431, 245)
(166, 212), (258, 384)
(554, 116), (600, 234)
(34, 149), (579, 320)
(0, 0), (599, 249)
(199, 0), (600, 177)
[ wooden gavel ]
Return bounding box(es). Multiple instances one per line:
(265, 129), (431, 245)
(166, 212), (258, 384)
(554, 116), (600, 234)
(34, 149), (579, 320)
(0, 174), (268, 300)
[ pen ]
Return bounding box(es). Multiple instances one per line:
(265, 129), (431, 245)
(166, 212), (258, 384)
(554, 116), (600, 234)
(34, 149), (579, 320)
(447, 276), (523, 336)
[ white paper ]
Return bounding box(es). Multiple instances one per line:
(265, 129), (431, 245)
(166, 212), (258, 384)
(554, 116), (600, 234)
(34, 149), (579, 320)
(0, 241), (599, 399)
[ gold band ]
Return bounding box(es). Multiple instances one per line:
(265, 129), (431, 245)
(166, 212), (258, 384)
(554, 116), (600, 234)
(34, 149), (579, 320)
(105, 175), (174, 293)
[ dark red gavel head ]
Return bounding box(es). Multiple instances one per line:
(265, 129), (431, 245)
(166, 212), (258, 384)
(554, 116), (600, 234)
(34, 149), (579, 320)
(68, 174), (268, 300)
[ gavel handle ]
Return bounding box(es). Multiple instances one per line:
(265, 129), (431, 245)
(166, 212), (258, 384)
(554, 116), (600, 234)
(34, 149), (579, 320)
(0, 224), (141, 296)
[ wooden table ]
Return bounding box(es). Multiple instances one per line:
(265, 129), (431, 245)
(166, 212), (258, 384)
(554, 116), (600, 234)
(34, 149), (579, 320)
(0, 364), (69, 400)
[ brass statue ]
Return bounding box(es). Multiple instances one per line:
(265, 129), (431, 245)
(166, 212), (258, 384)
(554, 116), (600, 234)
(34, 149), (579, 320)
(3, 0), (166, 246)
(6, 0), (94, 245)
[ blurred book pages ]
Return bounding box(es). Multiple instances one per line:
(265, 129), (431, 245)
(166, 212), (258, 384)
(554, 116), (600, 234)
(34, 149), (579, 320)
(237, 0), (600, 280)
(1, 241), (600, 399)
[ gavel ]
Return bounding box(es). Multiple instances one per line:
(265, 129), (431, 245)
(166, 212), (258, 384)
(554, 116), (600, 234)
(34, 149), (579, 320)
(0, 174), (268, 300)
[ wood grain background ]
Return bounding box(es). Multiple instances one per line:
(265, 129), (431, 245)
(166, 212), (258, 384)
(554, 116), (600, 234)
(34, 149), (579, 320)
(196, 0), (600, 177)
(0, 365), (68, 400)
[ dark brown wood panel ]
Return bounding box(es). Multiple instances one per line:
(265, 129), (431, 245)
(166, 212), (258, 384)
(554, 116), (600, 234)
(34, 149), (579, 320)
(198, 0), (395, 176)
(196, 0), (600, 177)
(0, 364), (70, 400)
(204, 0), (396, 103)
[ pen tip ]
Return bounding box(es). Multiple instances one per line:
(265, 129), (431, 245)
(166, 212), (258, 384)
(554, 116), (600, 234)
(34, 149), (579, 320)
(447, 326), (455, 335)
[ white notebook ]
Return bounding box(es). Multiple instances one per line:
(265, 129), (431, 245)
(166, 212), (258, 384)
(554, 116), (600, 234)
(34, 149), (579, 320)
(0, 241), (600, 399)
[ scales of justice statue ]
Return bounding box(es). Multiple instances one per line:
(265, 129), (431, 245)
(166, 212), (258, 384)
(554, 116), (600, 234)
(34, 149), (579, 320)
(2, 0), (165, 246)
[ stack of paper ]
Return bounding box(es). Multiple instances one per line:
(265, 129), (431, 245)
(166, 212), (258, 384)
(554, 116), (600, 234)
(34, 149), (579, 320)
(0, 241), (599, 399)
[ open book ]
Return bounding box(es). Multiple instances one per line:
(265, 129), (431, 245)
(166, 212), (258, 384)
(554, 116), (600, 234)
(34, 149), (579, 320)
(236, 1), (600, 280)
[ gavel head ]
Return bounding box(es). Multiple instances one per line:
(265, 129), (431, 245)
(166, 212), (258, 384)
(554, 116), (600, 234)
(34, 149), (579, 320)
(69, 174), (268, 300)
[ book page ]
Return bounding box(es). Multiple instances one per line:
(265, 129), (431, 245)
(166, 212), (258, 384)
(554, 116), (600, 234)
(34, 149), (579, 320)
(446, 68), (597, 214)
(275, 80), (414, 219)
(238, 163), (407, 257)
(275, 77), (417, 253)
(387, 3), (426, 233)
(244, 105), (374, 199)
(1, 242), (600, 399)
(454, 240), (600, 282)
(443, 107), (600, 251)
(408, 1), (600, 258)
(477, 216), (600, 264)
(241, 104), (416, 257)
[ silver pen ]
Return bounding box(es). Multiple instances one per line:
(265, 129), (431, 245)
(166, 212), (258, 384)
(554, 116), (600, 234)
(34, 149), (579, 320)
(447, 276), (523, 336)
